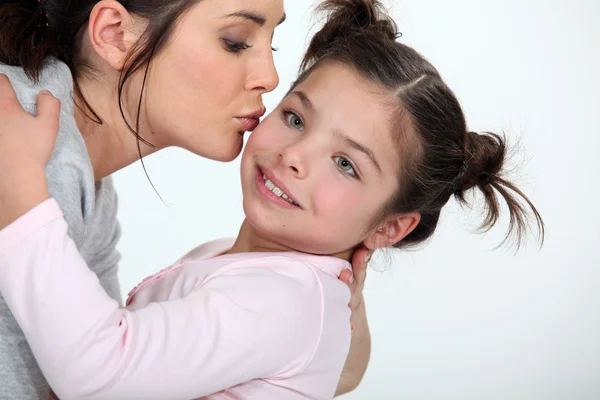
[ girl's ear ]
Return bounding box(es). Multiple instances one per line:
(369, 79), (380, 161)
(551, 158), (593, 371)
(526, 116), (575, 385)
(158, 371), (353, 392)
(87, 0), (144, 70)
(363, 212), (420, 250)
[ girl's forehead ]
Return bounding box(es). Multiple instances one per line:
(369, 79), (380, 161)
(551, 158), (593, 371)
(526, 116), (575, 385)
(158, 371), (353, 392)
(299, 62), (393, 106)
(296, 63), (396, 130)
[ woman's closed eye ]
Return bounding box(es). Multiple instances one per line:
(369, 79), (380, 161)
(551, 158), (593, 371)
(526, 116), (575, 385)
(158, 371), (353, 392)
(222, 39), (252, 54)
(333, 156), (358, 178)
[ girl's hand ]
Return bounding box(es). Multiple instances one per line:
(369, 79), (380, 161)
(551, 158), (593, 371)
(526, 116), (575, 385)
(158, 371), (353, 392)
(336, 247), (372, 396)
(339, 247), (370, 323)
(0, 74), (60, 229)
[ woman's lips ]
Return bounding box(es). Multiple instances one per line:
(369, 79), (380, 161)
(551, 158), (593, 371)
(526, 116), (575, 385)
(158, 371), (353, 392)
(236, 117), (260, 132)
(236, 108), (266, 132)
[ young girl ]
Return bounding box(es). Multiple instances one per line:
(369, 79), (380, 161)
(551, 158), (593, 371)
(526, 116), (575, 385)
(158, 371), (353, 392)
(0, 0), (544, 399)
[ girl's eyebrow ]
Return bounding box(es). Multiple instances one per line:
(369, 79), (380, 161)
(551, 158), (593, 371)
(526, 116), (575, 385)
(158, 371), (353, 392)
(291, 91), (314, 113)
(336, 130), (383, 175)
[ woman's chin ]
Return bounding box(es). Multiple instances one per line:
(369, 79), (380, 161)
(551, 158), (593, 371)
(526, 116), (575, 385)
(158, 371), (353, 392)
(217, 143), (244, 162)
(193, 138), (244, 163)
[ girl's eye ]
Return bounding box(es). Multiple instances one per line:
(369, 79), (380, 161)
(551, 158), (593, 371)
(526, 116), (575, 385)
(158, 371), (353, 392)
(333, 156), (357, 177)
(285, 111), (304, 131)
(223, 39), (251, 53)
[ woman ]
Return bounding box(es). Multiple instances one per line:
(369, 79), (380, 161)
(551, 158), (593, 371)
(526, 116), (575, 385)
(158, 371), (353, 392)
(0, 0), (369, 397)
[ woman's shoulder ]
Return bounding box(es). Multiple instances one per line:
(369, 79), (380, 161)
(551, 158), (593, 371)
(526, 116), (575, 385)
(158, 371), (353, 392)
(0, 58), (73, 107)
(3, 60), (104, 239)
(0, 59), (87, 171)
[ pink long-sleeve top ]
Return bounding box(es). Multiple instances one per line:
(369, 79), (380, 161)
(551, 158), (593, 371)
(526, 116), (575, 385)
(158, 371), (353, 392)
(0, 199), (352, 400)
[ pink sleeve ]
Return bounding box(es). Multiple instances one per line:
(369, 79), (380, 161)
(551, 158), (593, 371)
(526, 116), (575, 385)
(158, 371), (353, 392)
(0, 199), (322, 400)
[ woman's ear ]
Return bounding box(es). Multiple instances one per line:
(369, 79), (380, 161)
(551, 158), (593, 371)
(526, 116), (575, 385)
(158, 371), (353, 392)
(363, 212), (420, 250)
(87, 0), (144, 70)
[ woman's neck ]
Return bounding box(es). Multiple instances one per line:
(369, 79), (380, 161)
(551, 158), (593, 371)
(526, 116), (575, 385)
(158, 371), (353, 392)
(74, 76), (161, 181)
(228, 219), (354, 262)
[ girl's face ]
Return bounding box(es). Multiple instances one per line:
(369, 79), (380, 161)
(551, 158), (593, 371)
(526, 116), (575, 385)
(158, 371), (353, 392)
(140, 0), (284, 161)
(240, 62), (402, 258)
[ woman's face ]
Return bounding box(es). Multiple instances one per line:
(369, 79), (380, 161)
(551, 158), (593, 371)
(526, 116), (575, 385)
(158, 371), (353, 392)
(141, 0), (284, 161)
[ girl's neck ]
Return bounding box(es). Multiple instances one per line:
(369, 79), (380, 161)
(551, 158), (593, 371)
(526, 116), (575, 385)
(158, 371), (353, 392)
(74, 76), (162, 181)
(228, 219), (354, 262)
(228, 220), (293, 254)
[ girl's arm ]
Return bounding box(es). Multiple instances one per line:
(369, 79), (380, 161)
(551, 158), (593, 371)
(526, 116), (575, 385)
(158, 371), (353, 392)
(0, 200), (326, 399)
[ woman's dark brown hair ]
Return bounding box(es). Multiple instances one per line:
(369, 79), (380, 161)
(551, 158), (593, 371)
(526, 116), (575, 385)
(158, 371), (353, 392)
(297, 0), (544, 249)
(0, 0), (199, 147)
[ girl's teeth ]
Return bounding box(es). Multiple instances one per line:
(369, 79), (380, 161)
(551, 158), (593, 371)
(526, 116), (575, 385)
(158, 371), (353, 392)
(263, 177), (284, 197)
(262, 175), (297, 205)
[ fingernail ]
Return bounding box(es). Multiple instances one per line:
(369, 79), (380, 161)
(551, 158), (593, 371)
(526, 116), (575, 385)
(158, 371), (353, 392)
(349, 275), (354, 285)
(364, 254), (371, 264)
(350, 323), (355, 332)
(40, 90), (51, 96)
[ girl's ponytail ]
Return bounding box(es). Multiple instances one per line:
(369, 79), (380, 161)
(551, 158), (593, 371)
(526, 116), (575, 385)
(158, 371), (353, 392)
(453, 131), (545, 248)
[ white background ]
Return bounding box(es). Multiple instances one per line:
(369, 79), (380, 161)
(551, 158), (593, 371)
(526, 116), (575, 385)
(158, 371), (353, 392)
(112, 1), (600, 399)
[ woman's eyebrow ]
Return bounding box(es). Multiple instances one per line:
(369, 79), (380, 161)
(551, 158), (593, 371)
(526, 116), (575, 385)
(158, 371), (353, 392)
(223, 11), (287, 27)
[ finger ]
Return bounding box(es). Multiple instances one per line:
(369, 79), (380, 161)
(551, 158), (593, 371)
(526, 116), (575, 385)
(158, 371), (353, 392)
(354, 261), (367, 288)
(0, 74), (22, 111)
(36, 90), (61, 133)
(339, 269), (354, 286)
(351, 247), (370, 271)
(351, 247), (370, 285)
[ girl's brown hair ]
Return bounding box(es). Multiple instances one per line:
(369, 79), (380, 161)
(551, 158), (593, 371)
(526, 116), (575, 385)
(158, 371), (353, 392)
(296, 0), (544, 249)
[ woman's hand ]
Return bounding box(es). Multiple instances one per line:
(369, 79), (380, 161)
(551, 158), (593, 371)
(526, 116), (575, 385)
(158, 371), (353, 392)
(336, 247), (372, 396)
(0, 74), (60, 229)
